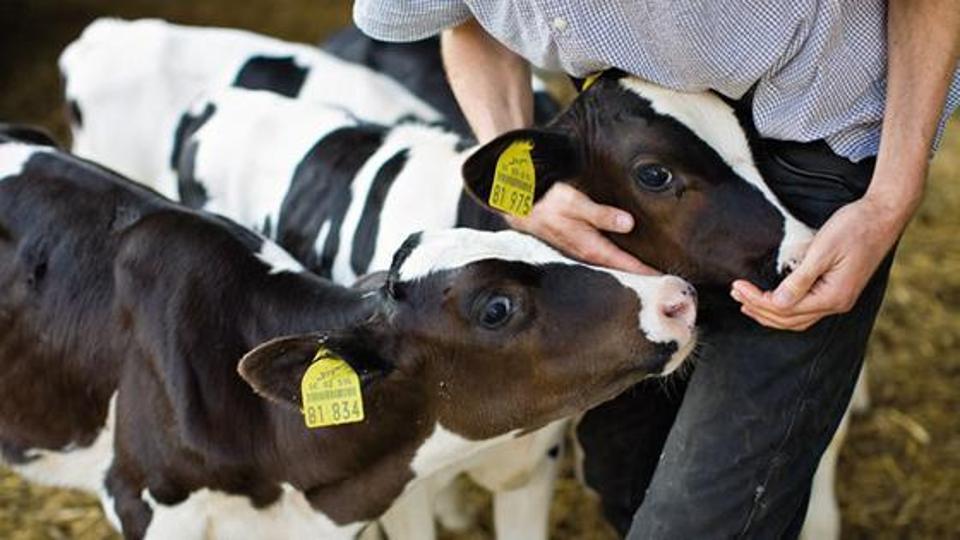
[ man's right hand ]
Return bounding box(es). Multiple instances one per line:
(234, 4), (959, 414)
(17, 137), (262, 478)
(506, 183), (657, 274)
(442, 20), (655, 275)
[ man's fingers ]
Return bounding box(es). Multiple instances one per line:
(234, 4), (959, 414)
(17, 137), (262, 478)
(740, 305), (822, 331)
(742, 303), (823, 328)
(772, 249), (832, 308)
(734, 269), (853, 317)
(553, 184), (634, 233)
(567, 225), (652, 273)
(582, 201), (635, 234)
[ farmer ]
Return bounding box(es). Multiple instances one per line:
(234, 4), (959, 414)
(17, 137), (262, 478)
(354, 1), (960, 538)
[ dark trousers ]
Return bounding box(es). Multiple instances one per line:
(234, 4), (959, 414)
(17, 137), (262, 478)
(577, 137), (891, 539)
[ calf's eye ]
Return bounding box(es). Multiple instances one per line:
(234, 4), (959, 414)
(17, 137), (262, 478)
(478, 295), (514, 329)
(634, 164), (674, 191)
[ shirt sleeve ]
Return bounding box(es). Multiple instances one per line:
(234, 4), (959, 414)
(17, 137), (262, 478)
(353, 0), (472, 42)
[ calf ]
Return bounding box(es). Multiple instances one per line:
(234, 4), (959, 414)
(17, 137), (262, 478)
(59, 18), (556, 194)
(0, 132), (697, 539)
(60, 18), (439, 193)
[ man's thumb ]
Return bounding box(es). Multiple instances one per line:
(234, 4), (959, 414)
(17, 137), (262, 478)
(773, 257), (824, 308)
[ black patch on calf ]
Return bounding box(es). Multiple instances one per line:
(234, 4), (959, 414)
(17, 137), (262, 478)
(171, 103), (217, 208)
(0, 125), (59, 148)
(233, 56), (308, 98)
(178, 139), (209, 208)
(455, 191), (507, 231)
(261, 215), (273, 237)
(0, 441), (38, 465)
(276, 126), (385, 276)
(350, 149), (408, 276)
(68, 100), (83, 128)
(384, 231), (422, 299)
(170, 103), (217, 169)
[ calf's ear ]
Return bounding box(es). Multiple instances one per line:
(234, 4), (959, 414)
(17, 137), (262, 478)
(238, 329), (395, 410)
(462, 128), (580, 215)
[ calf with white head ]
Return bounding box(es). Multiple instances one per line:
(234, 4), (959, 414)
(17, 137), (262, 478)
(0, 132), (695, 539)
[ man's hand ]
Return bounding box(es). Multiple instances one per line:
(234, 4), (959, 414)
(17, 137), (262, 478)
(730, 193), (912, 331)
(731, 0), (958, 331)
(507, 183), (657, 274)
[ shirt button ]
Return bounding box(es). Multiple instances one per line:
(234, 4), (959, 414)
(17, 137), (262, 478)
(552, 17), (568, 32)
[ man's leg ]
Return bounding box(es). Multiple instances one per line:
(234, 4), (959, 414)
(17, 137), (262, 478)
(628, 140), (887, 539)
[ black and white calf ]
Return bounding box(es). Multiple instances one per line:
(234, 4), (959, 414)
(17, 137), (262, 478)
(0, 131), (697, 539)
(59, 18), (439, 192)
(59, 18), (555, 193)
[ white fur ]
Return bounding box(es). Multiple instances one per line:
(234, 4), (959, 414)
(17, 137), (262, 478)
(850, 364), (871, 413)
(141, 484), (363, 540)
(188, 88), (467, 285)
(255, 239), (305, 275)
(0, 143), (47, 181)
(350, 124), (465, 279)
(410, 423), (520, 480)
(379, 482), (439, 540)
(11, 394), (116, 493)
(190, 89), (353, 231)
(801, 409), (850, 540)
(619, 78), (814, 273)
(60, 18), (441, 189)
(467, 420), (566, 540)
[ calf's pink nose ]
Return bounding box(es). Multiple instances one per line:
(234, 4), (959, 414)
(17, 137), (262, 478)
(658, 284), (697, 330)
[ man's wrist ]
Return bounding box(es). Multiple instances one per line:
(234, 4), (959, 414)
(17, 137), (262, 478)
(862, 181), (923, 234)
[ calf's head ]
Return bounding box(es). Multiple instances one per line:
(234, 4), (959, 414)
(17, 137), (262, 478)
(239, 229), (696, 443)
(463, 72), (813, 289)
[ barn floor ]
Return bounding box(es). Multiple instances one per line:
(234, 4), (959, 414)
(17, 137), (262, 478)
(0, 1), (957, 539)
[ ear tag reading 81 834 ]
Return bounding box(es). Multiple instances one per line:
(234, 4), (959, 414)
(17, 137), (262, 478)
(489, 140), (536, 217)
(300, 347), (364, 428)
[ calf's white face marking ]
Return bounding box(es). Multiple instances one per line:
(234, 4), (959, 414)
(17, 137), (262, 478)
(618, 78), (814, 273)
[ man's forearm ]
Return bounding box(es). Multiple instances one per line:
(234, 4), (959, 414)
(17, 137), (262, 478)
(441, 18), (533, 142)
(868, 0), (960, 225)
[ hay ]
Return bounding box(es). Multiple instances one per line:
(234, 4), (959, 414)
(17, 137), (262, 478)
(0, 1), (957, 538)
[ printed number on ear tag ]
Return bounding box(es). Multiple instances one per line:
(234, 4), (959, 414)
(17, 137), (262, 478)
(300, 347), (365, 428)
(489, 140), (536, 217)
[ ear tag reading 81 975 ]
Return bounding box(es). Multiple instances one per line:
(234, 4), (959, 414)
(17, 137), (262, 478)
(300, 347), (365, 428)
(489, 140), (536, 217)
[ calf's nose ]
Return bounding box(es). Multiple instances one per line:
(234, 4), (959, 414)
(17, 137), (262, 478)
(657, 281), (697, 331)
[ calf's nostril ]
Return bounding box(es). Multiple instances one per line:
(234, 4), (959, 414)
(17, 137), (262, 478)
(661, 301), (688, 321)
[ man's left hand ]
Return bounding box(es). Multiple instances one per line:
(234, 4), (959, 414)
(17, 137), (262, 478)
(730, 193), (912, 331)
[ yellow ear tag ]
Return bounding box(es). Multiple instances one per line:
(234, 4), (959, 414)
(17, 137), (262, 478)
(300, 347), (365, 428)
(489, 140), (536, 217)
(580, 71), (602, 91)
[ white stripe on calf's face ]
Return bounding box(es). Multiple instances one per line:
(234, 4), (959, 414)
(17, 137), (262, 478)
(397, 229), (694, 348)
(618, 78), (814, 273)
